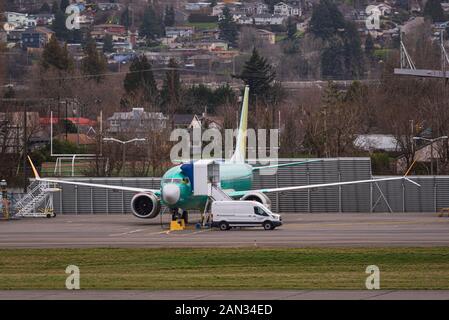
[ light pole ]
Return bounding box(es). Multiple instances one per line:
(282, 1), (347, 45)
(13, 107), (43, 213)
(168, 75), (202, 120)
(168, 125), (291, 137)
(413, 136), (448, 175)
(103, 137), (146, 175)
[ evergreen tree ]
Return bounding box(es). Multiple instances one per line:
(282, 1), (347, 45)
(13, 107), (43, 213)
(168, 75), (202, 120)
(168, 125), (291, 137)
(123, 55), (158, 105)
(424, 0), (445, 22)
(121, 6), (131, 28)
(81, 37), (107, 82)
(321, 37), (345, 79)
(286, 17), (297, 40)
(218, 6), (238, 47)
(342, 21), (364, 78)
(161, 58), (182, 113)
(40, 2), (51, 13)
(60, 0), (70, 12)
(139, 5), (164, 40)
(164, 5), (175, 27)
(309, 0), (346, 40)
(263, 0), (277, 12)
(51, 1), (59, 14)
(103, 34), (114, 53)
(41, 36), (73, 71)
(52, 9), (69, 40)
(364, 33), (374, 58)
(3, 86), (15, 99)
(236, 48), (276, 97)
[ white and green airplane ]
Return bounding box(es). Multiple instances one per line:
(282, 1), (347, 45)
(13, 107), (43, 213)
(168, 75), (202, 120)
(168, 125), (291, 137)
(28, 86), (419, 221)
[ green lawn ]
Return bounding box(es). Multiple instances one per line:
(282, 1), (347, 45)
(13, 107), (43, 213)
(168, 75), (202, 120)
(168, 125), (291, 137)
(1, 248), (449, 289)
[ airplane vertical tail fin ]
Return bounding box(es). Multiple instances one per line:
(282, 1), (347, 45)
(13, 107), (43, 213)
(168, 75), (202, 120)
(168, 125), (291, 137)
(230, 85), (249, 163)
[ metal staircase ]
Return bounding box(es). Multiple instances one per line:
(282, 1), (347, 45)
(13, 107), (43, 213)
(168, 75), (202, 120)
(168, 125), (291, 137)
(14, 181), (56, 217)
(209, 184), (232, 201)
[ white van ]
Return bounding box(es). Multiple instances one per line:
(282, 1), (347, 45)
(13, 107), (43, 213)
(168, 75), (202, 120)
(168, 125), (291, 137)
(211, 201), (282, 231)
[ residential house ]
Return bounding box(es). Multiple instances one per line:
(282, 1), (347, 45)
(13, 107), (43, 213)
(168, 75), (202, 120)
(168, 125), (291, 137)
(35, 13), (54, 26)
(91, 24), (127, 41)
(21, 27), (54, 49)
(185, 2), (212, 11)
(165, 26), (195, 39)
(354, 134), (400, 152)
(107, 108), (168, 135)
(256, 29), (276, 44)
(396, 139), (446, 173)
(274, 2), (301, 17)
(172, 114), (202, 129)
(243, 2), (269, 15)
(97, 3), (124, 11)
(237, 14), (285, 25)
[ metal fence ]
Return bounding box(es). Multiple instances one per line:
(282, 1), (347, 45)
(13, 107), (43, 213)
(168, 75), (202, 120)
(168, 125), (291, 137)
(36, 158), (449, 214)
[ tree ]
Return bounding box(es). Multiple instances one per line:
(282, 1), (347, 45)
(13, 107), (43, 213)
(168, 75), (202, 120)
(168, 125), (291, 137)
(208, 0), (217, 7)
(120, 6), (131, 28)
(103, 34), (114, 53)
(41, 36), (73, 71)
(52, 9), (69, 40)
(235, 48), (276, 98)
(81, 37), (107, 82)
(423, 0), (445, 22)
(164, 5), (175, 27)
(161, 58), (182, 113)
(51, 0), (59, 14)
(286, 17), (297, 40)
(40, 2), (51, 13)
(218, 6), (238, 47)
(139, 5), (164, 40)
(365, 33), (375, 58)
(60, 0), (70, 12)
(123, 55), (159, 107)
(263, 0), (277, 12)
(309, 0), (346, 40)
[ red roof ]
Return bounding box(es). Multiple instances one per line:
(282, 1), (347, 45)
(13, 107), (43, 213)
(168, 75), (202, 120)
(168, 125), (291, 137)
(40, 117), (97, 126)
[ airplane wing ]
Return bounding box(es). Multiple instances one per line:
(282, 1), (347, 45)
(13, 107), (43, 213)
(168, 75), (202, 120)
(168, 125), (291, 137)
(251, 159), (322, 171)
(28, 157), (160, 195)
(228, 176), (420, 197)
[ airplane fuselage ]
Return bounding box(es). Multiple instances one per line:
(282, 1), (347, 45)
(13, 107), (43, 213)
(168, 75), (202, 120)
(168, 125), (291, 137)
(160, 162), (253, 210)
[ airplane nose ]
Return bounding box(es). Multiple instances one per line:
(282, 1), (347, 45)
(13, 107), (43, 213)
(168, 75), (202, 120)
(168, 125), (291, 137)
(162, 184), (180, 205)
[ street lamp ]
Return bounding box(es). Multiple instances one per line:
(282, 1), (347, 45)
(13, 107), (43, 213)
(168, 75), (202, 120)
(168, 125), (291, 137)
(413, 136), (448, 175)
(103, 137), (146, 175)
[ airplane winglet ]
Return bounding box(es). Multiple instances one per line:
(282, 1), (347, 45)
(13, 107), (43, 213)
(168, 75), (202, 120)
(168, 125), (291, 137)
(27, 156), (41, 180)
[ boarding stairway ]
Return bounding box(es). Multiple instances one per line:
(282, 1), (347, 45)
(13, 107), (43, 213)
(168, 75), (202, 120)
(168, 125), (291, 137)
(209, 184), (232, 201)
(14, 181), (56, 217)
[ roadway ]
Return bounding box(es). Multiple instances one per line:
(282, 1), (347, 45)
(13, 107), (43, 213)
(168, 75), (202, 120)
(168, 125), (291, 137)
(1, 290), (449, 300)
(1, 213), (449, 248)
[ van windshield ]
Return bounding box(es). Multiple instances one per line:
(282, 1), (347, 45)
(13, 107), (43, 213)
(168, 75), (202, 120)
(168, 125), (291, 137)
(254, 207), (269, 216)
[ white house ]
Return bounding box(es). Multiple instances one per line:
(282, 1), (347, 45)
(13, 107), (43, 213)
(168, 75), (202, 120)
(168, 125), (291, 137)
(237, 14), (285, 25)
(5, 12), (37, 27)
(274, 2), (301, 17)
(243, 2), (269, 15)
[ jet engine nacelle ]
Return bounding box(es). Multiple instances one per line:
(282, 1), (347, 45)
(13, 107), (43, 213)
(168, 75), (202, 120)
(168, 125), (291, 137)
(240, 192), (271, 209)
(131, 192), (161, 219)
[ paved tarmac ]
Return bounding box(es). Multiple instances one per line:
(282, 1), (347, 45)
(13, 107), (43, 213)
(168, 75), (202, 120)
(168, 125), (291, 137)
(1, 290), (449, 300)
(0, 212), (449, 248)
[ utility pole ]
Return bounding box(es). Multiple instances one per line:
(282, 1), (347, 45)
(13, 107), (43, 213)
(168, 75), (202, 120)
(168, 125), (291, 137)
(23, 100), (27, 192)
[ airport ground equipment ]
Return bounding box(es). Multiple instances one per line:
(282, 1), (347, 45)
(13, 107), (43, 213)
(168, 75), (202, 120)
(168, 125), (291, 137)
(181, 159), (233, 226)
(14, 180), (60, 218)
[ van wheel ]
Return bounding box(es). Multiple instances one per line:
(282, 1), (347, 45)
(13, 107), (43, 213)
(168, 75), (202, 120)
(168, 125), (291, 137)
(263, 221), (273, 230)
(219, 221), (229, 231)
